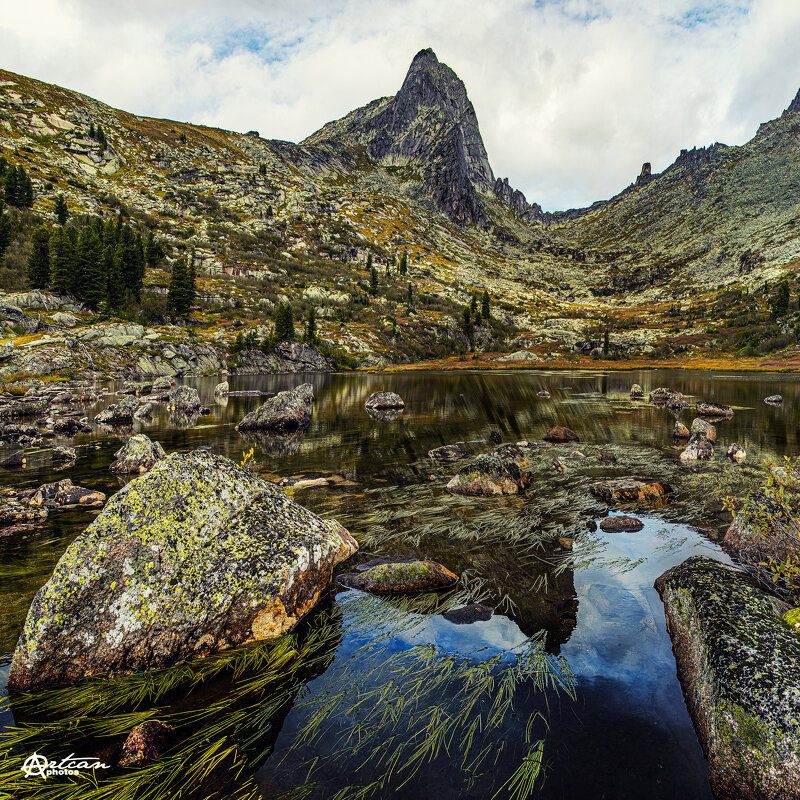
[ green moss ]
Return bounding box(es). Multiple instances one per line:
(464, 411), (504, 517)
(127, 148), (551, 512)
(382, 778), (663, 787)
(369, 561), (433, 585)
(783, 607), (800, 632)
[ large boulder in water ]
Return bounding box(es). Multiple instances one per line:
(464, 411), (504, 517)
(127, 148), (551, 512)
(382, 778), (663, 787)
(364, 391), (405, 411)
(167, 385), (201, 413)
(109, 434), (166, 474)
(94, 395), (139, 426)
(696, 400), (734, 418)
(655, 556), (800, 800)
(446, 444), (530, 496)
(6, 449), (357, 692)
(236, 383), (314, 431)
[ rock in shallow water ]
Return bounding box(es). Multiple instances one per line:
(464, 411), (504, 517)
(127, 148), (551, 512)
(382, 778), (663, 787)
(542, 425), (579, 443)
(446, 444), (530, 496)
(339, 560), (458, 594)
(427, 443), (466, 461)
(117, 719), (175, 768)
(7, 449), (357, 692)
(590, 477), (671, 506)
(167, 385), (201, 413)
(236, 383), (315, 431)
(599, 515), (644, 532)
(109, 434), (166, 474)
(364, 391), (405, 410)
(696, 400), (734, 418)
(94, 395), (139, 426)
(655, 556), (800, 800)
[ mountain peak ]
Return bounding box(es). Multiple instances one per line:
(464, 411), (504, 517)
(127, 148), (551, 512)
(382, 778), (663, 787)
(787, 87), (800, 114)
(410, 47), (438, 68)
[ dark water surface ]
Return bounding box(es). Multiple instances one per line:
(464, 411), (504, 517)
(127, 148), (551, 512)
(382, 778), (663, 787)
(1, 368), (797, 799)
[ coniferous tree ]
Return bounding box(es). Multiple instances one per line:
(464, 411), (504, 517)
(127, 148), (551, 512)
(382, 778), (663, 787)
(481, 290), (490, 320)
(772, 280), (790, 319)
(370, 262), (378, 295)
(185, 250), (196, 309)
(274, 303), (294, 341)
(603, 330), (610, 357)
(399, 250), (408, 276)
(407, 282), (413, 306)
(54, 194), (68, 225)
(20, 170), (33, 207)
(470, 293), (478, 315)
(3, 166), (19, 207)
(49, 226), (73, 295)
(106, 241), (125, 311)
(89, 122), (95, 139)
(76, 224), (105, 309)
(26, 225), (51, 288)
(145, 230), (165, 269)
(167, 257), (188, 316)
(0, 201), (10, 262)
(304, 307), (317, 344)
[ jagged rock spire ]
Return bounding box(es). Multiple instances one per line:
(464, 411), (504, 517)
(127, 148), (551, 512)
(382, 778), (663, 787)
(787, 87), (800, 114)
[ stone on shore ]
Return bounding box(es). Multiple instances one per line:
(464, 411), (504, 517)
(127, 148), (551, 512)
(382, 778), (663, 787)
(236, 383), (315, 431)
(543, 425), (579, 443)
(446, 444), (531, 496)
(109, 434), (167, 474)
(7, 449), (357, 691)
(590, 477), (671, 506)
(364, 391), (405, 410)
(339, 559), (457, 594)
(655, 556), (800, 800)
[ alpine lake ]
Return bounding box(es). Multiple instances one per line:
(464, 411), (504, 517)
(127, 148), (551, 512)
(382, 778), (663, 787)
(1, 367), (797, 800)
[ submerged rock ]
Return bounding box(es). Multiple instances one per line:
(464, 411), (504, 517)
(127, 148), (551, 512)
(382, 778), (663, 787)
(109, 434), (167, 474)
(7, 450), (357, 691)
(442, 603), (494, 624)
(427, 443), (466, 461)
(446, 444), (530, 496)
(489, 430), (503, 444)
(364, 391), (405, 411)
(236, 383), (315, 431)
(339, 559), (457, 594)
(543, 425), (579, 443)
(53, 417), (91, 436)
(696, 400), (734, 418)
(117, 720), (175, 768)
(590, 477), (671, 506)
(28, 479), (105, 508)
(51, 445), (76, 463)
(596, 449), (617, 464)
(599, 515), (644, 532)
(727, 443), (746, 462)
(655, 556), (800, 800)
(0, 449), (25, 468)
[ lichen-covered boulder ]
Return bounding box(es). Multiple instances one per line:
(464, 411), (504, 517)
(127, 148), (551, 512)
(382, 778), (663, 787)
(679, 435), (714, 462)
(364, 391), (405, 410)
(214, 381), (229, 397)
(727, 443), (746, 462)
(446, 444), (531, 496)
(542, 425), (579, 443)
(236, 383), (314, 431)
(630, 384), (644, 398)
(428, 444), (466, 461)
(134, 402), (153, 420)
(109, 434), (166, 474)
(94, 395), (139, 426)
(696, 400), (734, 418)
(590, 477), (671, 506)
(655, 556), (800, 800)
(168, 385), (202, 413)
(689, 418), (717, 443)
(339, 560), (457, 594)
(7, 450), (357, 691)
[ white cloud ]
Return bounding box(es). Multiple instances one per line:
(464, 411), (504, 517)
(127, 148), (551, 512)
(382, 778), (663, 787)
(1, 0), (799, 209)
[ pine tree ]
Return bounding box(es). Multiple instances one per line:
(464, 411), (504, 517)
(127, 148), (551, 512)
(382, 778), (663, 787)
(26, 225), (51, 288)
(49, 226), (73, 295)
(304, 307), (317, 344)
(185, 251), (196, 309)
(370, 262), (378, 295)
(470, 293), (478, 315)
(54, 194), (68, 225)
(20, 170), (33, 207)
(407, 282), (413, 306)
(462, 306), (473, 348)
(772, 280), (790, 319)
(145, 230), (165, 268)
(0, 202), (10, 263)
(481, 290), (490, 319)
(274, 303), (294, 341)
(89, 122), (95, 139)
(399, 250), (408, 276)
(3, 166), (19, 206)
(106, 242), (124, 311)
(603, 330), (610, 357)
(76, 224), (105, 309)
(167, 257), (188, 316)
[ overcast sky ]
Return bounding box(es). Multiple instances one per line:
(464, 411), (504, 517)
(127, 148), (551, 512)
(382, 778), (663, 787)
(2, 0), (799, 210)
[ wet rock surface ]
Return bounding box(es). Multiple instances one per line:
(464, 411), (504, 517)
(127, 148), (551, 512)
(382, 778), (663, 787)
(109, 434), (167, 474)
(117, 720), (175, 768)
(655, 556), (800, 800)
(427, 443), (466, 461)
(339, 559), (458, 594)
(364, 391), (405, 410)
(7, 449), (357, 691)
(94, 395), (139, 426)
(446, 444), (530, 496)
(590, 477), (671, 506)
(696, 401), (734, 418)
(167, 385), (202, 413)
(236, 383), (315, 431)
(543, 425), (579, 443)
(441, 603), (494, 624)
(599, 515), (644, 532)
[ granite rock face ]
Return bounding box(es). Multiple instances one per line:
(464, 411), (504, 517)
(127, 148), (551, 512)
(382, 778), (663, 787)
(655, 556), (800, 800)
(236, 383), (315, 431)
(7, 450), (357, 691)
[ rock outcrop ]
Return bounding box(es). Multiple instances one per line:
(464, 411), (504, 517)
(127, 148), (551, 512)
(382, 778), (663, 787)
(7, 450), (357, 691)
(655, 556), (800, 800)
(236, 383), (315, 431)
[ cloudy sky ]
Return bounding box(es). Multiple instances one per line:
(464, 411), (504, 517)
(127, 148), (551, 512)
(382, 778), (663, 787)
(2, 0), (799, 209)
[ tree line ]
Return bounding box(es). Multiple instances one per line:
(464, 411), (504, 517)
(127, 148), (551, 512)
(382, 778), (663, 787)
(0, 158), (34, 209)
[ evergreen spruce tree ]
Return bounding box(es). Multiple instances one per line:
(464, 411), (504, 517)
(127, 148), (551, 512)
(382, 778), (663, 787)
(233, 331), (245, 354)
(304, 307), (317, 344)
(366, 252), (373, 272)
(167, 257), (188, 316)
(106, 242), (125, 311)
(772, 280), (790, 319)
(399, 250), (408, 276)
(481, 289), (490, 319)
(407, 282), (413, 306)
(3, 166), (19, 207)
(274, 303), (294, 341)
(49, 226), (74, 295)
(89, 123), (95, 139)
(76, 225), (105, 309)
(0, 202), (10, 263)
(603, 330), (610, 357)
(185, 251), (196, 309)
(145, 230), (165, 269)
(470, 293), (478, 315)
(370, 262), (378, 295)
(20, 170), (33, 207)
(54, 194), (68, 225)
(26, 225), (51, 288)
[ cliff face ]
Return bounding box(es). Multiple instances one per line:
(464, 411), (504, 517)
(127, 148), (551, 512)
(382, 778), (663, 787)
(305, 48), (494, 226)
